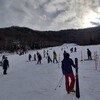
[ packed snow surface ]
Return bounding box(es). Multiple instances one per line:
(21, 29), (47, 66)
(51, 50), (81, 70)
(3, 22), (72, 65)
(0, 44), (100, 100)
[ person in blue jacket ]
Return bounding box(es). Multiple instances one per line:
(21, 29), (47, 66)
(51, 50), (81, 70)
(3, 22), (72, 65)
(61, 52), (77, 94)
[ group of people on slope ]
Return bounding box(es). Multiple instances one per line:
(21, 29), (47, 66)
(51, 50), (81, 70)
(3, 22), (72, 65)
(43, 50), (58, 63)
(70, 47), (77, 53)
(28, 52), (42, 64)
(1, 47), (93, 95)
(28, 50), (59, 64)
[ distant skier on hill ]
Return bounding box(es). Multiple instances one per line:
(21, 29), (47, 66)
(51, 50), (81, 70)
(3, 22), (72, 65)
(2, 55), (5, 62)
(2, 57), (9, 75)
(61, 52), (77, 94)
(37, 52), (42, 64)
(74, 47), (77, 52)
(70, 48), (73, 53)
(87, 49), (92, 60)
(53, 51), (58, 63)
(28, 54), (32, 61)
(47, 52), (52, 63)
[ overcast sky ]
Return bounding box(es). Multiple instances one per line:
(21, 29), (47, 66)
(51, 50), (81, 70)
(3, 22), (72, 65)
(0, 0), (100, 31)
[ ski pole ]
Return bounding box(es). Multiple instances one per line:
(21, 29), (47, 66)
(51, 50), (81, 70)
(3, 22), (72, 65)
(58, 76), (63, 87)
(54, 75), (64, 90)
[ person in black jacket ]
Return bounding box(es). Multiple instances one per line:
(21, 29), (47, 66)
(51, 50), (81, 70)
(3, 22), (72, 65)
(61, 52), (77, 94)
(47, 52), (52, 63)
(87, 49), (92, 60)
(2, 57), (9, 75)
(37, 52), (42, 64)
(28, 54), (32, 61)
(2, 55), (5, 62)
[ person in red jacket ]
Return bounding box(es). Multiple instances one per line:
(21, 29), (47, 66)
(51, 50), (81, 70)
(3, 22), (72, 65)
(61, 52), (77, 94)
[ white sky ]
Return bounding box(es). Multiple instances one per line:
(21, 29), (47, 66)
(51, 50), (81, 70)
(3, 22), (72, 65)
(0, 0), (100, 31)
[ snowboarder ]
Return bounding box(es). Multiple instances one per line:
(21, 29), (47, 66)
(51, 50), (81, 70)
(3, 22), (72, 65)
(53, 51), (58, 63)
(87, 49), (92, 60)
(2, 57), (9, 75)
(61, 52), (77, 94)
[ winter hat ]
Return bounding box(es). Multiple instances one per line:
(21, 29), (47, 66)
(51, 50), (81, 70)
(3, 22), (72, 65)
(64, 52), (70, 58)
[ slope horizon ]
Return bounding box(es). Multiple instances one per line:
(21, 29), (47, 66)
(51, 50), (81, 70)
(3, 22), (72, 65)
(0, 25), (100, 32)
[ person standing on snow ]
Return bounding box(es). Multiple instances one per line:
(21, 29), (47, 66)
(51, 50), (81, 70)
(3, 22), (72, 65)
(74, 47), (77, 52)
(61, 52), (77, 94)
(53, 51), (58, 63)
(37, 52), (42, 64)
(2, 57), (9, 75)
(47, 52), (52, 63)
(87, 49), (92, 60)
(28, 54), (32, 61)
(2, 55), (5, 62)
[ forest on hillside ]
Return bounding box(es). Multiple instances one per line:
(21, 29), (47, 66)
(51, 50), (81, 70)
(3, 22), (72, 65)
(0, 26), (100, 52)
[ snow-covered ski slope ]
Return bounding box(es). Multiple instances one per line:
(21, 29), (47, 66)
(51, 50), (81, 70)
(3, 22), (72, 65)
(0, 44), (100, 100)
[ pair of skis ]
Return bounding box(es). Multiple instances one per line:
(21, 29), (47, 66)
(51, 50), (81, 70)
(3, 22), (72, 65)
(68, 58), (80, 98)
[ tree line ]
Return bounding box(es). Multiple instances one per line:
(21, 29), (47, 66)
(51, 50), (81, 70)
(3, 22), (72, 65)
(0, 26), (100, 52)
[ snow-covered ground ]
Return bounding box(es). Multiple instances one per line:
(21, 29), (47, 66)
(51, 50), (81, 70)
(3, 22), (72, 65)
(0, 44), (100, 100)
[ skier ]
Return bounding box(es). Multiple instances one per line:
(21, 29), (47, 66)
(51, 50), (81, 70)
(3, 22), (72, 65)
(2, 57), (9, 75)
(61, 52), (77, 94)
(53, 51), (58, 63)
(28, 54), (32, 61)
(87, 49), (92, 60)
(47, 52), (52, 63)
(70, 48), (73, 53)
(37, 52), (42, 64)
(74, 47), (77, 52)
(2, 55), (5, 62)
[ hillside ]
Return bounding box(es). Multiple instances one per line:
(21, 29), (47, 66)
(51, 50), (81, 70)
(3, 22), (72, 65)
(0, 26), (100, 52)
